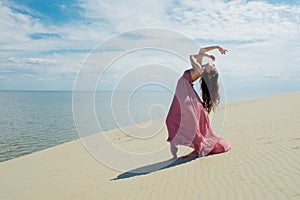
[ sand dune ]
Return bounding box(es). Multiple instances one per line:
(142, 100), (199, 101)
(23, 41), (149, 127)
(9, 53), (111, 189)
(1, 91), (300, 200)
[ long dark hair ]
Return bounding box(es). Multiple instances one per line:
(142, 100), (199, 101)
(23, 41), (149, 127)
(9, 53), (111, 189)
(200, 69), (220, 114)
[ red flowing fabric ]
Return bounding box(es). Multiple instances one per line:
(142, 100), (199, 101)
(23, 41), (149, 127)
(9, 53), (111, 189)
(165, 69), (231, 156)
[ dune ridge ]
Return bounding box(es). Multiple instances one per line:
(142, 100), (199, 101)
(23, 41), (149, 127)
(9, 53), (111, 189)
(1, 91), (300, 200)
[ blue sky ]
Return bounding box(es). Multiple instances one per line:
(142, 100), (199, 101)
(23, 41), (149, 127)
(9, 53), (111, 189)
(0, 0), (300, 92)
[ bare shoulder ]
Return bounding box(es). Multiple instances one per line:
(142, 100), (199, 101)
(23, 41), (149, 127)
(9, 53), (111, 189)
(189, 68), (201, 82)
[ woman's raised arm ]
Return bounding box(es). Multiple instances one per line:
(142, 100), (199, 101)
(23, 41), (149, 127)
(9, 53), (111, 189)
(199, 46), (228, 55)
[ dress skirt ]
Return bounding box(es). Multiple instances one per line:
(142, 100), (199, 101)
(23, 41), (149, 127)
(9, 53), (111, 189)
(165, 69), (231, 156)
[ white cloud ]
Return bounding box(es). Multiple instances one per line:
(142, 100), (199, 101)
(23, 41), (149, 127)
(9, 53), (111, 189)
(38, 77), (56, 81)
(2, 0), (299, 50)
(170, 0), (299, 40)
(5, 57), (57, 64)
(25, 57), (57, 64)
(0, 0), (300, 90)
(77, 0), (300, 41)
(78, 0), (173, 29)
(21, 73), (34, 77)
(73, 0), (300, 88)
(0, 2), (46, 43)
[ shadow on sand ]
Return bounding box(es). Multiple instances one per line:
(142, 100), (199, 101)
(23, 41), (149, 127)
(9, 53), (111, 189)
(111, 152), (200, 181)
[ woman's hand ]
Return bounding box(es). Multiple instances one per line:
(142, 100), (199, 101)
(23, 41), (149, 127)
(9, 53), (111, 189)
(209, 54), (215, 61)
(217, 46), (228, 55)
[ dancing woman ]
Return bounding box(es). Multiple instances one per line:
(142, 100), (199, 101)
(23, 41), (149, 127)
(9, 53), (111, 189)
(165, 46), (231, 159)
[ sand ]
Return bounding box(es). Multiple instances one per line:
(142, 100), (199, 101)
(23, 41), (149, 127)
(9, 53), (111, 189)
(1, 91), (300, 200)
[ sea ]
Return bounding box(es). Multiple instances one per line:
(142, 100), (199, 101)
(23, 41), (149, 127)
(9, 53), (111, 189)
(0, 90), (291, 162)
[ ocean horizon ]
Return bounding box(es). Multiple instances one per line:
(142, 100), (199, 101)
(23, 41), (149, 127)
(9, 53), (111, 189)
(0, 89), (296, 162)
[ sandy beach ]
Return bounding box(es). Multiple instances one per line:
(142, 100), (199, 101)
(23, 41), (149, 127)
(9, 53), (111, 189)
(1, 91), (300, 200)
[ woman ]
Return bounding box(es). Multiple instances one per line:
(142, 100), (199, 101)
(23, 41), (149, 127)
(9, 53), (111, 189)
(165, 45), (231, 159)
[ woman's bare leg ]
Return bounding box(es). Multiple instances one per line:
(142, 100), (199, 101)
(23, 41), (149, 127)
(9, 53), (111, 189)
(170, 143), (178, 159)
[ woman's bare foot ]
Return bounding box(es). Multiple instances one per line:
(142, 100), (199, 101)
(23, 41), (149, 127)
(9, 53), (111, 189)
(170, 143), (178, 159)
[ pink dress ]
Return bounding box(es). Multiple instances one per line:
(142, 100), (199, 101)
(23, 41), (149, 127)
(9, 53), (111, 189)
(165, 69), (231, 156)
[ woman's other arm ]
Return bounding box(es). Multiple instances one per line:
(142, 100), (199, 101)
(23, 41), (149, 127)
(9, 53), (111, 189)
(189, 53), (214, 80)
(190, 53), (215, 69)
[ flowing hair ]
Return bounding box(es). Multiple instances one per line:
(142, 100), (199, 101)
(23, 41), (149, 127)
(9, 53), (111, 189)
(200, 69), (220, 114)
